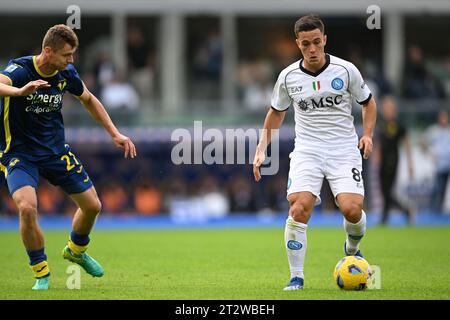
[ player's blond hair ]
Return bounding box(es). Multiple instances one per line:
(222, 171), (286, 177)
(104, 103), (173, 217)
(42, 24), (79, 50)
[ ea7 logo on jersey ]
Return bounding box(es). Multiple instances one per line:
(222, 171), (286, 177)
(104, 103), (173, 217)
(289, 86), (302, 94)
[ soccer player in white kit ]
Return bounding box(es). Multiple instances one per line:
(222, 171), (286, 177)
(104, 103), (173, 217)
(253, 15), (377, 290)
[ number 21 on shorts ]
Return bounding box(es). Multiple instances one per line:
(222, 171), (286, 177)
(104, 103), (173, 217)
(60, 151), (83, 173)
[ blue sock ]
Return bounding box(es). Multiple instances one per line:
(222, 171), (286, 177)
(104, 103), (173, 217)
(70, 231), (90, 246)
(27, 248), (47, 266)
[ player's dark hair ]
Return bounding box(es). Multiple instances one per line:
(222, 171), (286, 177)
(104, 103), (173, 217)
(294, 14), (325, 37)
(42, 24), (79, 50)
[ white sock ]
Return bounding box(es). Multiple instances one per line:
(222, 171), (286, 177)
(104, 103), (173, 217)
(343, 210), (366, 254)
(284, 216), (307, 279)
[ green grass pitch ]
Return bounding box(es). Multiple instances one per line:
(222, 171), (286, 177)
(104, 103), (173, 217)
(1, 227), (449, 300)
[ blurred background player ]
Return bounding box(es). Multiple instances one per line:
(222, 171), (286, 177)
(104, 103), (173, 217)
(422, 110), (450, 214)
(0, 24), (137, 290)
(253, 15), (377, 290)
(377, 96), (414, 225)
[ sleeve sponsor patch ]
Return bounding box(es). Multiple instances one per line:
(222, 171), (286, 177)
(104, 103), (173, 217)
(4, 64), (21, 73)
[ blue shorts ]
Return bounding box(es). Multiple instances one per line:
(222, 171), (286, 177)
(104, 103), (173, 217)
(0, 145), (93, 195)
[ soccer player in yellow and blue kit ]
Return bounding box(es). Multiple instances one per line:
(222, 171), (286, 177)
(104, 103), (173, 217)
(0, 24), (137, 290)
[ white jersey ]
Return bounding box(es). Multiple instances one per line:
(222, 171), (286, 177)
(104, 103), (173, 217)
(271, 54), (372, 150)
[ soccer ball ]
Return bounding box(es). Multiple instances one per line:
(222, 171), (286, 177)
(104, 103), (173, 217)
(333, 255), (371, 290)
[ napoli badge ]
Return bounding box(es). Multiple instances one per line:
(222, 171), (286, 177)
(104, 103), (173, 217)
(331, 77), (344, 90)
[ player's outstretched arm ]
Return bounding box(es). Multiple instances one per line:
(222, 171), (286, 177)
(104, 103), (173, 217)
(253, 107), (286, 182)
(0, 75), (49, 97)
(78, 83), (137, 159)
(359, 96), (377, 160)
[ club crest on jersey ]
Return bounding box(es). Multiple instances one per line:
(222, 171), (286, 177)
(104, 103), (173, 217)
(57, 80), (67, 91)
(331, 77), (344, 90)
(312, 80), (320, 91)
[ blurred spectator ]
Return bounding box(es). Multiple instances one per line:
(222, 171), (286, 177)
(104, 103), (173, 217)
(363, 61), (393, 100)
(197, 174), (229, 217)
(99, 180), (130, 214)
(61, 200), (78, 216)
(93, 50), (115, 95)
(238, 61), (273, 111)
(346, 45), (392, 100)
(3, 138), (401, 217)
(127, 24), (155, 100)
(426, 55), (450, 98)
(81, 72), (100, 99)
(193, 28), (222, 81)
(271, 36), (299, 71)
(377, 96), (414, 225)
(37, 180), (66, 215)
(403, 45), (445, 99)
(164, 173), (229, 222)
(100, 71), (140, 110)
(266, 176), (289, 213)
(190, 28), (223, 100)
(441, 55), (450, 97)
(227, 173), (259, 212)
(422, 110), (450, 214)
(0, 187), (17, 215)
(133, 179), (162, 215)
(162, 175), (190, 213)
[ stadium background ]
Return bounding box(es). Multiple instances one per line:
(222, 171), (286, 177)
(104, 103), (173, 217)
(0, 0), (450, 227)
(1, 0), (450, 303)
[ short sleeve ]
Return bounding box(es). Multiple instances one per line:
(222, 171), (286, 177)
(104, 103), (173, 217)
(0, 62), (28, 87)
(271, 72), (292, 111)
(348, 63), (372, 105)
(65, 64), (84, 97)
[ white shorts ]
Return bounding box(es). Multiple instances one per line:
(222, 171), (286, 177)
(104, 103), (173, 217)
(286, 146), (365, 205)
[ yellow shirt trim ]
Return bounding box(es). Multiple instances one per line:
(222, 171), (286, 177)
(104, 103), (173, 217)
(0, 163), (7, 178)
(0, 74), (13, 85)
(33, 56), (58, 78)
(2, 97), (11, 154)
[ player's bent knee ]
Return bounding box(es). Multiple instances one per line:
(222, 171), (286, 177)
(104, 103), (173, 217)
(94, 200), (102, 215)
(14, 196), (37, 215)
(18, 204), (38, 222)
(85, 199), (102, 216)
(341, 202), (363, 223)
(289, 202), (310, 223)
